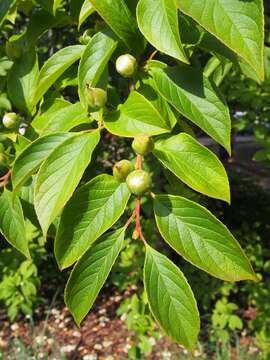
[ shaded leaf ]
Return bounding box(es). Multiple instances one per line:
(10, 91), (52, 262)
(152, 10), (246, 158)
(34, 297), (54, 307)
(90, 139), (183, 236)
(7, 50), (39, 114)
(0, 0), (16, 26)
(177, 0), (264, 80)
(0, 191), (30, 258)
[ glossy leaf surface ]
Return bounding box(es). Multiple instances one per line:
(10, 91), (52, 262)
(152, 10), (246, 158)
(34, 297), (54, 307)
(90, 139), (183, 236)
(154, 194), (257, 281)
(55, 174), (130, 269)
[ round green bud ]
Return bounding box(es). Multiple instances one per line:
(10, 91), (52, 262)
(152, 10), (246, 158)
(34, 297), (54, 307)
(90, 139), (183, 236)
(79, 29), (92, 45)
(5, 41), (21, 60)
(126, 170), (152, 196)
(2, 112), (19, 129)
(85, 86), (107, 111)
(115, 54), (137, 78)
(132, 135), (154, 156)
(113, 160), (134, 182)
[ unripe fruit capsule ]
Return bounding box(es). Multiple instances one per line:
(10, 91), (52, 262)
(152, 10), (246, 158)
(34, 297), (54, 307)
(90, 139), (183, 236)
(126, 170), (152, 196)
(2, 112), (19, 129)
(113, 160), (134, 182)
(116, 54), (137, 78)
(85, 87), (107, 111)
(132, 135), (154, 156)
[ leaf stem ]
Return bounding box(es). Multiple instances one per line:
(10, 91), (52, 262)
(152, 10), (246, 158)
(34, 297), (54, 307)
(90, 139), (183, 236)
(124, 210), (136, 229)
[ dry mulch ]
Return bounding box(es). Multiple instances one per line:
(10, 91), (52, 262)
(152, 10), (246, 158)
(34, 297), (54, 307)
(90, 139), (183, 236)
(0, 290), (187, 360)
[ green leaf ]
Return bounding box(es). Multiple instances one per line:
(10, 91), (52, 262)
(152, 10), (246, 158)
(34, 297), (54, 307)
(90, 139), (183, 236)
(78, 0), (95, 29)
(144, 245), (200, 350)
(177, 0), (264, 81)
(19, 178), (40, 229)
(37, 0), (63, 14)
(52, 0), (63, 14)
(154, 194), (257, 282)
(0, 0), (16, 27)
(138, 75), (177, 130)
(33, 45), (85, 106)
(137, 0), (188, 63)
(7, 50), (39, 114)
(24, 9), (71, 45)
(78, 29), (118, 109)
(150, 63), (231, 153)
(0, 191), (30, 258)
(12, 133), (73, 195)
(55, 174), (130, 269)
(36, 102), (90, 136)
(34, 130), (100, 235)
(89, 0), (143, 54)
(204, 56), (232, 87)
(14, 135), (32, 155)
(153, 133), (230, 202)
(105, 91), (173, 137)
(70, 0), (84, 21)
(65, 228), (125, 325)
(32, 98), (71, 132)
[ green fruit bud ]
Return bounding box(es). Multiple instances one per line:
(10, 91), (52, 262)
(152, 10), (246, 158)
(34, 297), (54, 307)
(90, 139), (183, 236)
(5, 41), (21, 60)
(126, 170), (152, 196)
(85, 86), (107, 111)
(2, 112), (19, 129)
(115, 54), (137, 78)
(113, 160), (134, 182)
(79, 29), (92, 45)
(132, 135), (154, 155)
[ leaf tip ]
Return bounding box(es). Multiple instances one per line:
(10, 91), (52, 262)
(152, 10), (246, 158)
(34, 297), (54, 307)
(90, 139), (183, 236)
(250, 272), (260, 283)
(57, 258), (67, 271)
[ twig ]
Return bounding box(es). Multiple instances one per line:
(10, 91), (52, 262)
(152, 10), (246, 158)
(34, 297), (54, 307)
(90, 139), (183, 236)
(148, 50), (158, 61)
(135, 154), (142, 170)
(0, 169), (11, 188)
(124, 210), (136, 229)
(135, 197), (147, 246)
